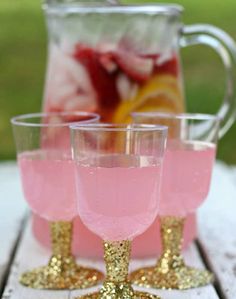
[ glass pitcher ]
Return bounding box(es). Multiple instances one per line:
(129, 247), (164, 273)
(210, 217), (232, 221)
(34, 0), (236, 258)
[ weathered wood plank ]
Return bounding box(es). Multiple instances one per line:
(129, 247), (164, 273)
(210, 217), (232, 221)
(0, 163), (27, 290)
(199, 162), (236, 299)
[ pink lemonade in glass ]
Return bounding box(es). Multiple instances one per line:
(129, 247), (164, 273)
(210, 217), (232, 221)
(19, 150), (77, 222)
(71, 123), (167, 299)
(12, 112), (104, 290)
(160, 141), (216, 216)
(130, 113), (219, 289)
(75, 155), (162, 241)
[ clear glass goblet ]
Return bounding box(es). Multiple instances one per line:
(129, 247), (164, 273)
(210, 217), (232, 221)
(71, 123), (167, 299)
(130, 112), (220, 290)
(11, 112), (104, 290)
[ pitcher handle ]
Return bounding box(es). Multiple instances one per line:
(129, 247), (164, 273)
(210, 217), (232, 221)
(180, 24), (236, 138)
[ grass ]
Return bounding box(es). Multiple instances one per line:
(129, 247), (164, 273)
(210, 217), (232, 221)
(1, 0), (236, 163)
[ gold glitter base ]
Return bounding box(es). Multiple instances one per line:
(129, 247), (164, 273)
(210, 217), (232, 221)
(19, 222), (103, 289)
(130, 217), (213, 290)
(20, 255), (104, 290)
(76, 282), (160, 299)
(76, 290), (160, 299)
(130, 265), (213, 290)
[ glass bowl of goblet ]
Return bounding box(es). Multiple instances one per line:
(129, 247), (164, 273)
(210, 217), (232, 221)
(70, 123), (167, 299)
(11, 112), (104, 290)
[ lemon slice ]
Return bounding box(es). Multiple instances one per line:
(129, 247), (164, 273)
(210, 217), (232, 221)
(113, 74), (185, 123)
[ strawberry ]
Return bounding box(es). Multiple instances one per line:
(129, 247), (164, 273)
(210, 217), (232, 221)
(73, 44), (120, 109)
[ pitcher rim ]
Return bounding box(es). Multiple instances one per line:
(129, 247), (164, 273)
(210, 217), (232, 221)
(43, 3), (183, 17)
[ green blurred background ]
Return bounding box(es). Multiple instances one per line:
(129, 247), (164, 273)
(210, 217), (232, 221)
(1, 0), (236, 163)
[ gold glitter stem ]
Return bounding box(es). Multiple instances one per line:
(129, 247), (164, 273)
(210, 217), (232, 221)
(50, 221), (72, 257)
(158, 216), (185, 269)
(160, 216), (184, 256)
(76, 240), (162, 298)
(104, 240), (131, 283)
(96, 240), (136, 299)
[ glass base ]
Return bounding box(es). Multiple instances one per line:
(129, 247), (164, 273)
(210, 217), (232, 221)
(130, 265), (213, 290)
(19, 255), (104, 290)
(76, 289), (161, 299)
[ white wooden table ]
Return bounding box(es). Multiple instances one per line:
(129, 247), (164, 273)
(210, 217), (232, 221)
(0, 161), (235, 299)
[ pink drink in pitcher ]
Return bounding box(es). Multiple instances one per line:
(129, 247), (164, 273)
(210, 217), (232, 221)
(33, 211), (197, 257)
(160, 141), (216, 216)
(19, 150), (77, 222)
(75, 156), (162, 241)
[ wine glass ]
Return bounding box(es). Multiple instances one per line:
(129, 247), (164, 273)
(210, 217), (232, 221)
(11, 112), (104, 290)
(71, 123), (167, 299)
(130, 112), (220, 289)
